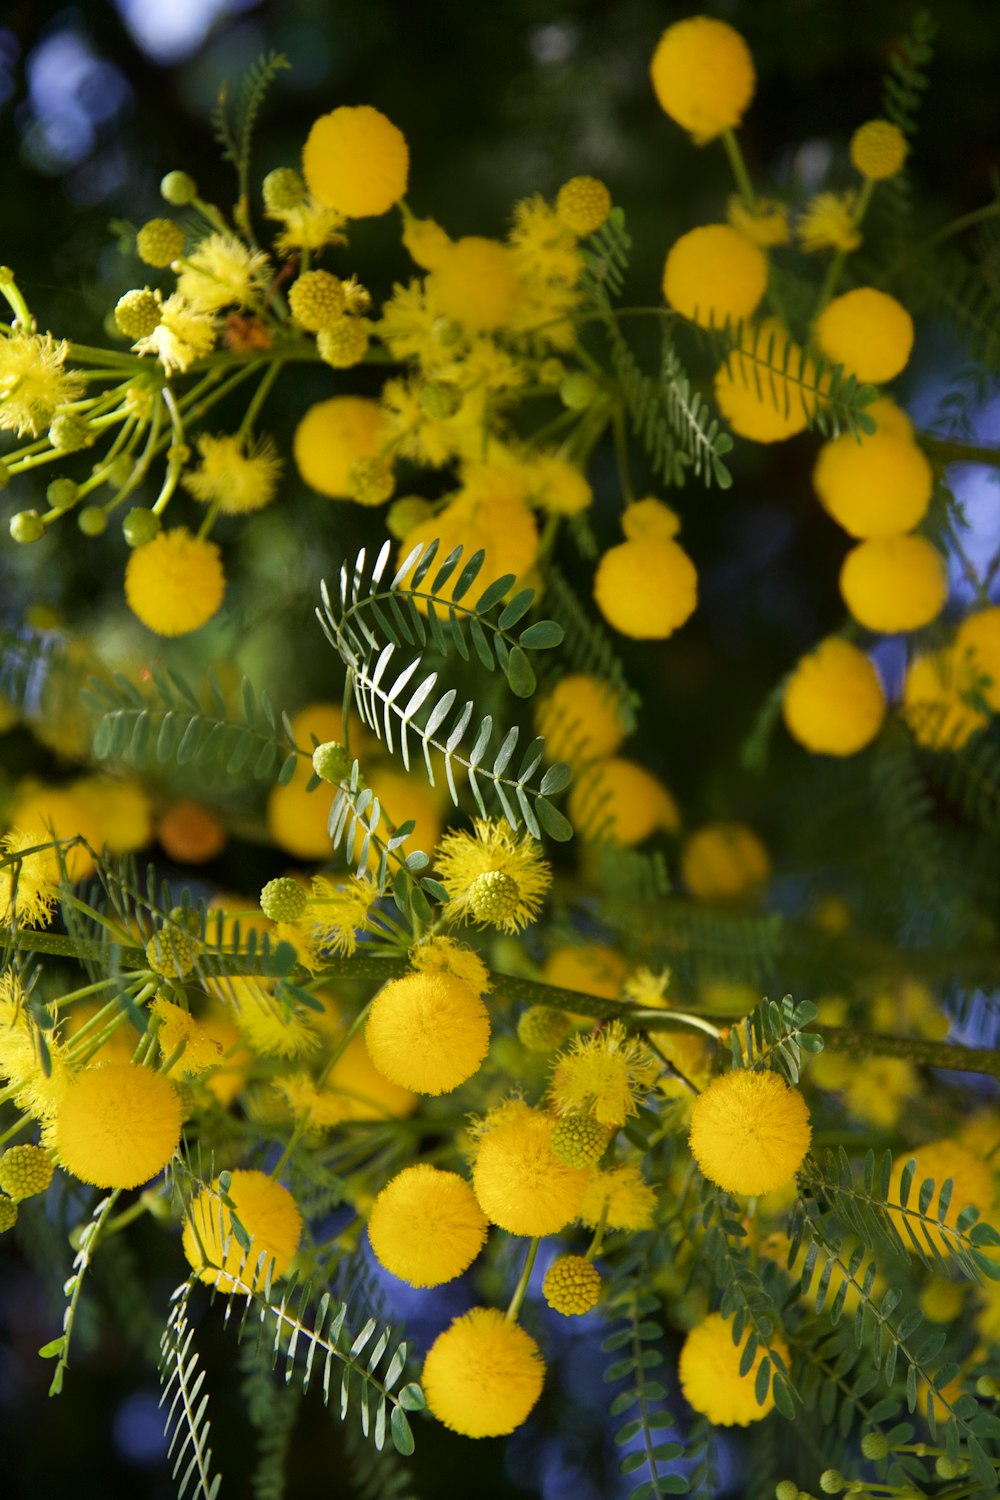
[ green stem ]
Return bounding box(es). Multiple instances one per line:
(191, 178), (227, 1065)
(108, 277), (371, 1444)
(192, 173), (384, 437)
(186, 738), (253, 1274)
(917, 199), (1000, 253)
(720, 128), (755, 211)
(921, 435), (1000, 468)
(506, 1237), (540, 1322)
(0, 268), (32, 326)
(585, 1202), (609, 1262)
(236, 358), (284, 442)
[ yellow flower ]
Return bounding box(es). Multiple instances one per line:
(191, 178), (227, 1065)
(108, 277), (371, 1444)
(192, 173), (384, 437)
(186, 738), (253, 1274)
(543, 1255), (602, 1315)
(524, 453), (592, 516)
(293, 396), (387, 499)
(423, 1307), (545, 1438)
(689, 1068), (812, 1196)
(680, 1312), (788, 1425)
(402, 212), (453, 270)
(0, 329), (84, 437)
(813, 428), (933, 538)
(715, 317), (822, 444)
(124, 527), (225, 637)
(0, 1144), (54, 1199)
(550, 1020), (659, 1127)
(568, 757), (680, 845)
(850, 119), (908, 181)
(426, 237), (523, 333)
(367, 1164), (488, 1286)
(555, 176), (612, 236)
(182, 1169), (301, 1291)
(132, 293), (216, 375)
(888, 1138), (995, 1257)
(955, 607), (1000, 711)
(542, 943), (628, 1001)
(903, 648), (988, 751)
(184, 432), (282, 515)
(840, 535), (947, 633)
(55, 1062), (181, 1189)
(301, 874), (377, 958)
(434, 818), (551, 934)
(842, 1057), (919, 1129)
(508, 195), (583, 287)
(302, 105), (409, 218)
(622, 497), (681, 542)
(681, 822), (771, 901)
(409, 935), (490, 994)
(534, 673), (627, 768)
(815, 287), (914, 385)
(649, 17), (756, 144)
(782, 638), (886, 756)
(593, 536), (698, 640)
(365, 971), (490, 1095)
(7, 781), (103, 881)
(152, 997), (223, 1077)
(579, 1162), (657, 1230)
(662, 224), (767, 329)
(472, 1099), (590, 1235)
(175, 232), (270, 313)
(797, 192), (861, 253)
(224, 976), (320, 1059)
(726, 195), (790, 247)
(0, 971), (72, 1126)
(73, 777), (152, 853)
(0, 828), (61, 928)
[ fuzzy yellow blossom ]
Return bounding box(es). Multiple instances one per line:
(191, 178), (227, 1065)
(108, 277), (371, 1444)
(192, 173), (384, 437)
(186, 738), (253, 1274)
(423, 1307), (545, 1438)
(663, 224), (767, 328)
(397, 494), (539, 600)
(409, 935), (490, 994)
(689, 1069), (812, 1196)
(579, 1163), (657, 1231)
(434, 819), (551, 934)
(303, 105), (409, 218)
(473, 1100), (590, 1235)
(542, 944), (629, 1001)
(368, 1164), (488, 1286)
(842, 1057), (920, 1129)
(903, 648), (988, 751)
(8, 782), (104, 883)
(782, 638), (886, 756)
(594, 535), (698, 640)
(840, 535), (947, 633)
(175, 233), (270, 313)
(622, 497), (681, 542)
(680, 1312), (788, 1426)
(132, 293), (216, 375)
(124, 527), (225, 637)
(0, 971), (72, 1126)
(555, 176), (612, 236)
(797, 192), (861, 253)
(814, 426), (933, 538)
(300, 874), (377, 958)
(550, 1021), (659, 1127)
(681, 823), (771, 901)
(365, 971), (490, 1095)
(815, 287), (914, 385)
(526, 453), (592, 516)
(535, 673), (627, 767)
(293, 396), (387, 499)
(955, 607), (1000, 711)
(152, 997), (223, 1077)
(568, 757), (680, 845)
(850, 119), (908, 180)
(508, 196), (583, 287)
(224, 976), (320, 1059)
(184, 433), (282, 515)
(888, 1139), (996, 1257)
(0, 828), (61, 927)
(727, 196), (790, 247)
(183, 1170), (301, 1291)
(73, 778), (152, 854)
(426, 237), (522, 332)
(649, 17), (755, 144)
(402, 212), (453, 269)
(0, 330), (84, 437)
(56, 1062), (181, 1189)
(714, 319), (820, 443)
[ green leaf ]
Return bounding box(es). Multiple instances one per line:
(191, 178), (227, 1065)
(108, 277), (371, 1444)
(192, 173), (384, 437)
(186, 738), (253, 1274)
(38, 1338), (65, 1358)
(535, 796), (573, 842)
(540, 761), (573, 796)
(389, 1405), (414, 1456)
(498, 588), (536, 629)
(519, 619), (564, 649)
(506, 646), (536, 698)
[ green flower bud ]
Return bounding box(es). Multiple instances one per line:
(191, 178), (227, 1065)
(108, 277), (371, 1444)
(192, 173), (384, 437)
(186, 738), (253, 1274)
(103, 455), (135, 489)
(467, 870), (520, 926)
(538, 357), (566, 385)
(347, 456), (394, 507)
(935, 1457), (963, 1480)
(260, 877), (308, 923)
(0, 1197), (17, 1233)
(288, 270), (344, 331)
(559, 371), (599, 409)
(168, 905), (203, 936)
(386, 496), (433, 540)
(77, 506), (107, 536)
(135, 218), (185, 268)
(46, 477), (78, 510)
(312, 741), (352, 784)
(145, 926), (200, 978)
(419, 381), (461, 419)
(316, 317), (369, 369)
(262, 167), (306, 213)
(550, 1111), (609, 1167)
(819, 1473), (846, 1495)
(122, 508), (161, 547)
(977, 1375), (1000, 1398)
(10, 510), (45, 544)
(115, 287), (162, 339)
(0, 1145), (54, 1200)
(431, 316), (461, 347)
(774, 1485), (799, 1500)
(517, 1004), (573, 1052)
(48, 413), (93, 452)
(860, 1432), (889, 1460)
(160, 170), (197, 206)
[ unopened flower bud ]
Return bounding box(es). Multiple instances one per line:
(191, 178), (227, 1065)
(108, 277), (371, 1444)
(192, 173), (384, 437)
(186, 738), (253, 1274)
(10, 510), (44, 544)
(160, 170), (197, 206)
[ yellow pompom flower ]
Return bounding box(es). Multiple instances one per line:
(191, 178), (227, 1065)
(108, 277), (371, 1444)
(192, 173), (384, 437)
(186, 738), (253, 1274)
(184, 432), (282, 515)
(568, 757), (680, 845)
(550, 1020), (659, 1127)
(175, 232), (270, 313)
(543, 1255), (602, 1315)
(152, 996), (223, 1077)
(815, 288), (914, 385)
(555, 176), (612, 236)
(593, 536), (697, 640)
(839, 535), (948, 633)
(473, 1100), (590, 1235)
(727, 195), (790, 247)
(842, 1056), (920, 1130)
(426, 237), (522, 332)
(434, 818), (551, 934)
(579, 1163), (657, 1230)
(689, 1069), (812, 1196)
(541, 944), (629, 1000)
(650, 17), (755, 144)
(782, 638), (886, 756)
(0, 330), (84, 437)
(850, 119), (908, 181)
(124, 527), (225, 637)
(293, 396), (387, 499)
(132, 293), (216, 376)
(182, 1169), (302, 1290)
(302, 105), (409, 218)
(797, 192), (861, 254)
(714, 319), (819, 443)
(0, 828), (61, 928)
(662, 225), (767, 328)
(56, 1062), (182, 1189)
(423, 1307), (545, 1438)
(903, 648), (988, 751)
(888, 1138), (995, 1257)
(955, 607), (1000, 711)
(681, 822), (771, 900)
(367, 1164), (488, 1286)
(535, 673), (627, 767)
(73, 777), (152, 854)
(622, 496), (681, 542)
(287, 269), (345, 330)
(680, 1312), (788, 1425)
(365, 971), (490, 1095)
(813, 428), (932, 538)
(526, 453), (592, 516)
(409, 935), (490, 994)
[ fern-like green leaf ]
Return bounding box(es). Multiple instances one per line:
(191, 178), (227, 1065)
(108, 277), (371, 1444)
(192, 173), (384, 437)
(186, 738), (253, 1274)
(729, 994), (823, 1085)
(159, 1283), (223, 1500)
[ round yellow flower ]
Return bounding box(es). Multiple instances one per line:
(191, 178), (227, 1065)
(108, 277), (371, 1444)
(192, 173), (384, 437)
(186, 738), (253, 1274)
(888, 1138), (995, 1256)
(955, 607), (1000, 710)
(815, 288), (914, 385)
(184, 432), (282, 515)
(423, 1307), (545, 1438)
(367, 1164), (487, 1287)
(902, 648), (988, 751)
(689, 1069), (812, 1196)
(124, 527), (225, 637)
(74, 777), (153, 854)
(0, 828), (61, 928)
(714, 319), (818, 443)
(426, 237), (522, 332)
(182, 1169), (302, 1290)
(555, 176), (612, 236)
(56, 1062), (182, 1189)
(850, 119), (908, 181)
(681, 822), (771, 900)
(813, 429), (933, 538)
(433, 818), (550, 934)
(266, 702), (343, 859)
(680, 1312), (788, 1425)
(541, 943), (628, 1000)
(302, 105), (409, 218)
(663, 225), (766, 328)
(543, 1255), (601, 1315)
(840, 535), (947, 633)
(535, 673), (627, 767)
(593, 536), (697, 639)
(650, 17), (755, 144)
(622, 497), (681, 542)
(867, 395), (914, 440)
(473, 1101), (590, 1235)
(568, 756), (680, 845)
(579, 1163), (657, 1230)
(293, 396), (387, 499)
(782, 638), (886, 756)
(365, 971), (490, 1095)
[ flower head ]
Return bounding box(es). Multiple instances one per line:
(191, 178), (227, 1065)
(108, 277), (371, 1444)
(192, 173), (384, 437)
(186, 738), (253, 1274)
(726, 195), (790, 247)
(0, 1144), (54, 1199)
(813, 428), (933, 539)
(176, 233), (271, 313)
(815, 287), (914, 385)
(152, 996), (223, 1077)
(0, 828), (61, 928)
(293, 396), (387, 499)
(426, 237), (523, 333)
(555, 176), (612, 237)
(650, 17), (756, 144)
(888, 1138), (995, 1257)
(850, 119), (908, 181)
(0, 330), (83, 437)
(535, 673), (627, 768)
(840, 536), (947, 634)
(797, 192), (861, 254)
(434, 818), (551, 934)
(183, 432), (282, 515)
(303, 105), (409, 218)
(365, 970), (490, 1095)
(714, 319), (820, 444)
(472, 1099), (590, 1235)
(543, 1254), (602, 1315)
(182, 1169), (301, 1291)
(550, 1020), (659, 1127)
(689, 1068), (812, 1196)
(409, 934), (490, 994)
(579, 1163), (657, 1230)
(955, 607), (1000, 712)
(663, 224), (767, 329)
(782, 638), (886, 757)
(593, 536), (698, 640)
(132, 293), (216, 375)
(680, 1311), (788, 1425)
(567, 757), (680, 845)
(903, 648), (989, 751)
(368, 1163), (488, 1286)
(297, 873), (378, 959)
(124, 527), (225, 637)
(680, 822), (771, 901)
(0, 972), (71, 1126)
(423, 1307), (545, 1438)
(55, 1062), (181, 1189)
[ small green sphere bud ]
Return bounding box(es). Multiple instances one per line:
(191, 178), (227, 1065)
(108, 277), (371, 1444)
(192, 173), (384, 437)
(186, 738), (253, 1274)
(419, 381), (461, 420)
(46, 477), (79, 511)
(160, 170), (197, 206)
(145, 926), (200, 978)
(115, 287), (162, 339)
(168, 905), (203, 936)
(135, 218), (185, 268)
(0, 1197), (17, 1234)
(0, 1144), (54, 1200)
(347, 455), (395, 507)
(551, 1111), (609, 1167)
(977, 1374), (1000, 1398)
(77, 505), (107, 536)
(539, 357), (566, 385)
(104, 455), (135, 489)
(260, 877), (308, 923)
(262, 167), (306, 213)
(775, 1483), (800, 1500)
(288, 270), (345, 331)
(559, 372), (598, 409)
(10, 510), (45, 544)
(517, 1004), (572, 1052)
(935, 1457), (963, 1480)
(386, 496), (433, 540)
(48, 413), (93, 452)
(123, 508), (161, 547)
(860, 1432), (889, 1461)
(819, 1473), (845, 1496)
(467, 870), (520, 925)
(432, 316), (461, 347)
(316, 317), (370, 369)
(312, 741), (352, 784)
